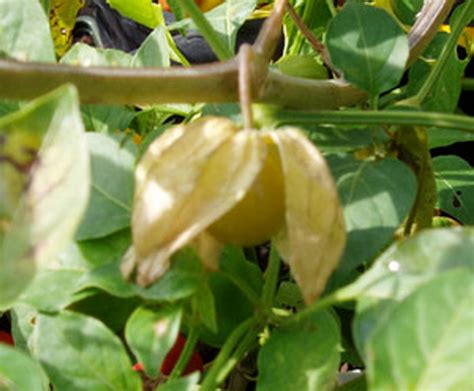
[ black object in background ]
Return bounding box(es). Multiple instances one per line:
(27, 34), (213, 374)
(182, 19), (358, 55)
(73, 0), (280, 64)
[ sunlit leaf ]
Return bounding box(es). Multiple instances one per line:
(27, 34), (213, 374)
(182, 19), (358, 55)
(366, 270), (474, 391)
(106, 0), (164, 29)
(0, 85), (89, 309)
(271, 128), (346, 304)
(0, 0), (55, 62)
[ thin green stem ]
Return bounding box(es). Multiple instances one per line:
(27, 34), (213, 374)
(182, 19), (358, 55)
(167, 326), (200, 380)
(416, 1), (474, 103)
(200, 318), (256, 391)
(254, 108), (474, 133)
(261, 243), (281, 310)
(176, 0), (232, 60)
(214, 325), (259, 386)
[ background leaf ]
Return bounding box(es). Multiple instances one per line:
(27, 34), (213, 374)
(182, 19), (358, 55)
(34, 311), (141, 391)
(125, 304), (182, 377)
(0, 0), (55, 62)
(366, 270), (474, 391)
(106, 0), (163, 28)
(257, 308), (340, 391)
(326, 2), (409, 96)
(432, 155), (473, 225)
(76, 133), (134, 240)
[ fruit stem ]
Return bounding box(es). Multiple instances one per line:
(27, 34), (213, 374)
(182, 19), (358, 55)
(261, 243), (281, 311)
(200, 317), (257, 390)
(167, 326), (201, 380)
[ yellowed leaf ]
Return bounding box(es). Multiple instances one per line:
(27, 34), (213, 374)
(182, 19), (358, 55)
(49, 0), (85, 57)
(270, 128), (346, 304)
(125, 117), (264, 286)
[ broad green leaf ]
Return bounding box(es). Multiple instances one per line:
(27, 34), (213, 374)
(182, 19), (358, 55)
(342, 227), (474, 302)
(0, 85), (90, 309)
(408, 33), (467, 113)
(0, 101), (20, 118)
(194, 280), (217, 332)
(156, 373), (200, 391)
(106, 0), (163, 28)
(328, 156), (416, 276)
(342, 227), (474, 355)
(0, 0), (55, 62)
(0, 344), (48, 391)
(79, 248), (204, 301)
(125, 304), (182, 377)
(257, 309), (340, 391)
(326, 2), (409, 96)
(366, 270), (474, 391)
(34, 311), (141, 391)
(432, 155), (473, 225)
(10, 304), (38, 352)
(61, 43), (132, 67)
(76, 133), (134, 240)
(132, 25), (171, 68)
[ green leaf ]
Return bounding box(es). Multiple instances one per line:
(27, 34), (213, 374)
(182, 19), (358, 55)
(0, 85), (90, 309)
(125, 304), (182, 377)
(78, 228), (132, 268)
(106, 0), (164, 29)
(366, 270), (474, 391)
(35, 311), (141, 391)
(276, 55), (328, 79)
(194, 280), (217, 332)
(198, 247), (261, 347)
(78, 248), (204, 301)
(432, 155), (474, 225)
(81, 105), (136, 134)
(156, 373), (200, 391)
(257, 309), (340, 391)
(76, 133), (134, 240)
(170, 0), (256, 54)
(18, 269), (86, 312)
(341, 227), (474, 355)
(132, 26), (171, 68)
(427, 128), (474, 149)
(327, 156), (416, 275)
(61, 43), (132, 67)
(0, 344), (48, 391)
(326, 3), (409, 96)
(0, 0), (55, 62)
(408, 33), (468, 113)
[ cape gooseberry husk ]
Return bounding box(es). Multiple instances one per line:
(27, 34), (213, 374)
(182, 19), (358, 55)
(207, 136), (285, 246)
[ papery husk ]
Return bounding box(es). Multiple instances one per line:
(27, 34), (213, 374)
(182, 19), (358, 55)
(122, 117), (265, 286)
(270, 128), (346, 304)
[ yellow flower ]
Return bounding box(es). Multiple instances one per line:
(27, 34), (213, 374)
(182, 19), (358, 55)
(122, 117), (346, 304)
